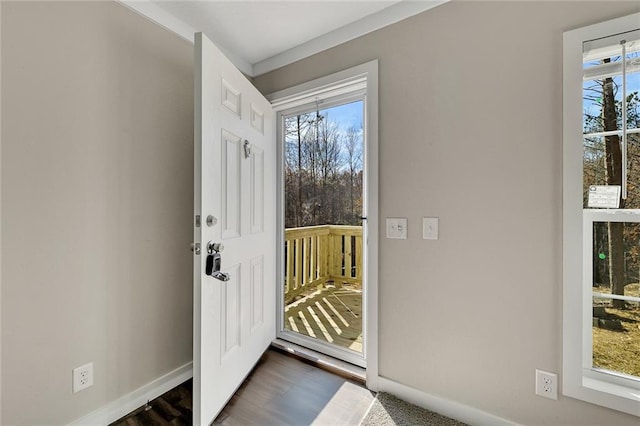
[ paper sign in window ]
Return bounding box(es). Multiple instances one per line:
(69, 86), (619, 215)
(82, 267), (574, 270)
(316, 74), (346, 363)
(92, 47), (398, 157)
(587, 185), (621, 208)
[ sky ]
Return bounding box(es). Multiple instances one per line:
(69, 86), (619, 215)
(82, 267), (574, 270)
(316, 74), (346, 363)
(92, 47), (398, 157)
(583, 51), (640, 128)
(583, 72), (640, 120)
(283, 99), (365, 172)
(321, 100), (364, 135)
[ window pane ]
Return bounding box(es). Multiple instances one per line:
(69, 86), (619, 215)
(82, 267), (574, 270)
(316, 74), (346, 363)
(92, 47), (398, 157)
(583, 135), (606, 206)
(583, 133), (640, 209)
(591, 221), (640, 380)
(625, 49), (640, 131)
(582, 35), (640, 208)
(583, 76), (623, 133)
(592, 295), (640, 379)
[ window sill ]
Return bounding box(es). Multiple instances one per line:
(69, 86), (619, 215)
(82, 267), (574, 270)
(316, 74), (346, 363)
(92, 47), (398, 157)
(564, 374), (640, 417)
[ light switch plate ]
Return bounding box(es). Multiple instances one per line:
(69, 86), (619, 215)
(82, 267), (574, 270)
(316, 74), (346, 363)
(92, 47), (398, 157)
(423, 217), (439, 240)
(386, 218), (407, 239)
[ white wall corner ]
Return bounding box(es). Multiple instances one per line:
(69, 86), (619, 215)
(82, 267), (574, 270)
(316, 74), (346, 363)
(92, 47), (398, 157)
(377, 377), (519, 426)
(252, 1), (448, 76)
(116, 0), (196, 43)
(116, 0), (253, 76)
(67, 362), (193, 426)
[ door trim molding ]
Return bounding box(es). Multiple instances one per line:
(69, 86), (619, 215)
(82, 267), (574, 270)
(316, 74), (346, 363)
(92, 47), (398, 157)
(268, 60), (379, 390)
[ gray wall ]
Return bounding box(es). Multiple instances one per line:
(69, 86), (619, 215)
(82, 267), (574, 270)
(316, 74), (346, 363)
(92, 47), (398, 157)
(254, 1), (640, 424)
(1, 1), (194, 424)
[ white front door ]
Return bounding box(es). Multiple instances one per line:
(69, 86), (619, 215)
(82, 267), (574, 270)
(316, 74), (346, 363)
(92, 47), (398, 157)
(193, 32), (275, 426)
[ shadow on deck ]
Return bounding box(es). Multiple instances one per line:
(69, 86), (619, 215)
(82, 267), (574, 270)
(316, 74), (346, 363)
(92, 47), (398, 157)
(284, 285), (363, 353)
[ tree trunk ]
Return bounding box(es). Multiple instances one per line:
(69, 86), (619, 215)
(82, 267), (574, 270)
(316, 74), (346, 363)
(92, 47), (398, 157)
(607, 223), (626, 308)
(602, 69), (627, 308)
(594, 223), (609, 285)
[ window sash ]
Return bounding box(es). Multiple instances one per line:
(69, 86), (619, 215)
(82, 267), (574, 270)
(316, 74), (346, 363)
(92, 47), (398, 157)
(564, 11), (640, 417)
(583, 58), (640, 81)
(583, 28), (640, 62)
(582, 210), (640, 390)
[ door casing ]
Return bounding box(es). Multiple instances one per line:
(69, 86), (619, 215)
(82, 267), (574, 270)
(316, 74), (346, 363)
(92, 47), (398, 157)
(267, 60), (379, 389)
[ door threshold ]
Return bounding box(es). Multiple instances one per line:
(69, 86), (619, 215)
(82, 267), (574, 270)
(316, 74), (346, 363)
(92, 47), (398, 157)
(271, 338), (366, 383)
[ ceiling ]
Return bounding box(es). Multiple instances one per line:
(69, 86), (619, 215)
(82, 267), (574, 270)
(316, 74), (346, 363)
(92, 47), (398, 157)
(119, 0), (447, 77)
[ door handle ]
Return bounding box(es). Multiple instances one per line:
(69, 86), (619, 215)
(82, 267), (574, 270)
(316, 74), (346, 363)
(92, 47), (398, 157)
(207, 242), (224, 253)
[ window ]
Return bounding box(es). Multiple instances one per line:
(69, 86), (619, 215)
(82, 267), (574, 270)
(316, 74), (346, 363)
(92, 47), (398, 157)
(564, 12), (640, 416)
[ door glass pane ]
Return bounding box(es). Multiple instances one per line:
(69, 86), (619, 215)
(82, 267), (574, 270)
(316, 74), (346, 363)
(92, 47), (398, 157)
(591, 221), (640, 380)
(283, 100), (364, 354)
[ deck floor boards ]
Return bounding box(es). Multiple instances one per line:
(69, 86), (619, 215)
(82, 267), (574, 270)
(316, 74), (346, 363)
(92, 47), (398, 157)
(284, 286), (363, 352)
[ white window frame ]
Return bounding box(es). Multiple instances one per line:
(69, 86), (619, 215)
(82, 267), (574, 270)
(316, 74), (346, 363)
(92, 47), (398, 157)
(563, 12), (640, 417)
(267, 60), (379, 389)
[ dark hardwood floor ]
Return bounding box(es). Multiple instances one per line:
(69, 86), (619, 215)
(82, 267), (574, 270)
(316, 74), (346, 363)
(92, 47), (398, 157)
(110, 380), (192, 426)
(111, 348), (375, 426)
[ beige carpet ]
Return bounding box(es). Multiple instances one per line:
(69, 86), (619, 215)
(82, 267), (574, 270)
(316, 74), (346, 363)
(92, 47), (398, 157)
(360, 392), (467, 426)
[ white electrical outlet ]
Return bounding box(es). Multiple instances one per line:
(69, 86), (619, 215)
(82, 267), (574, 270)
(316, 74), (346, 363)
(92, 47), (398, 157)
(535, 369), (558, 400)
(73, 362), (94, 393)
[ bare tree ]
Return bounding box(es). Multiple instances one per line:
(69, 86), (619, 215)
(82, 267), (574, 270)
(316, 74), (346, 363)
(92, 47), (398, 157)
(284, 113), (314, 227)
(284, 110), (364, 228)
(344, 126), (362, 223)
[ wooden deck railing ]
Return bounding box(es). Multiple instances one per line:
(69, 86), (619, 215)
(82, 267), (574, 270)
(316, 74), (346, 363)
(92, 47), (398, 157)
(284, 225), (363, 303)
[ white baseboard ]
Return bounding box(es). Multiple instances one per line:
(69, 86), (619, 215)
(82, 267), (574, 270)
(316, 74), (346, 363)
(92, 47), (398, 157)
(68, 362), (193, 426)
(377, 376), (519, 426)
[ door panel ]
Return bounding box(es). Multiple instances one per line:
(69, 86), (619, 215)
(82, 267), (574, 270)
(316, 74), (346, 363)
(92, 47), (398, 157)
(221, 263), (241, 356)
(221, 130), (241, 239)
(251, 255), (265, 331)
(250, 147), (264, 234)
(194, 32), (275, 426)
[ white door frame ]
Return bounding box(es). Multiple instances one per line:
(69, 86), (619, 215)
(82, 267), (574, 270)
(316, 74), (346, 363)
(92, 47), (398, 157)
(267, 60), (379, 390)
